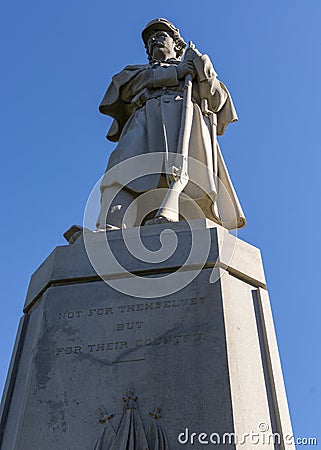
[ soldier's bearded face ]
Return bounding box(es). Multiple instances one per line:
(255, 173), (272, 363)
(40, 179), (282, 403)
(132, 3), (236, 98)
(147, 31), (176, 61)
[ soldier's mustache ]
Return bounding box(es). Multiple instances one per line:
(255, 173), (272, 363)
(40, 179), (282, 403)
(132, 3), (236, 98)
(151, 41), (165, 48)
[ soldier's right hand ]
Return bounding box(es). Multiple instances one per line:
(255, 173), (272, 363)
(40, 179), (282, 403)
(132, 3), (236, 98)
(176, 61), (196, 79)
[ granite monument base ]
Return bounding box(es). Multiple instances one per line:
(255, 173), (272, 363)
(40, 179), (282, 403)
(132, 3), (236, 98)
(0, 220), (294, 449)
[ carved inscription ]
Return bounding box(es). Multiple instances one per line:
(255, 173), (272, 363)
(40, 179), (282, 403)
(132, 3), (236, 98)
(59, 310), (83, 319)
(58, 297), (206, 321)
(116, 322), (144, 331)
(88, 307), (113, 316)
(55, 296), (207, 360)
(56, 346), (82, 355)
(136, 332), (202, 347)
(55, 333), (203, 356)
(118, 297), (206, 312)
(88, 342), (128, 352)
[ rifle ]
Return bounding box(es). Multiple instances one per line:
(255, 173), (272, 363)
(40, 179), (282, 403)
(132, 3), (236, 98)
(150, 42), (195, 223)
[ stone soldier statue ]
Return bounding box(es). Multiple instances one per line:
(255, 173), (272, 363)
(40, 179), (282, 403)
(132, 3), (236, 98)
(96, 18), (246, 230)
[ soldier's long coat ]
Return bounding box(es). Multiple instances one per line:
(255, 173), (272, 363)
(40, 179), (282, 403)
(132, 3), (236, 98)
(99, 53), (246, 229)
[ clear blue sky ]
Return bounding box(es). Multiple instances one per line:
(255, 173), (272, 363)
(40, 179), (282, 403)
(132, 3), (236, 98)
(1, 0), (320, 445)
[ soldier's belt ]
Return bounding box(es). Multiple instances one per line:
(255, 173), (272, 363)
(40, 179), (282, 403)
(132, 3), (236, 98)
(131, 88), (196, 109)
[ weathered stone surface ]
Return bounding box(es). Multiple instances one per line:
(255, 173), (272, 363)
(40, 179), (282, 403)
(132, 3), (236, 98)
(0, 222), (293, 449)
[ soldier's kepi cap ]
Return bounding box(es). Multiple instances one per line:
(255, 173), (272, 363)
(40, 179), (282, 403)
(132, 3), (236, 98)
(141, 18), (186, 47)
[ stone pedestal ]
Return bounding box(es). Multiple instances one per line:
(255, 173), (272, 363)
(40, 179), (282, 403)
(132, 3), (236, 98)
(0, 221), (294, 449)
